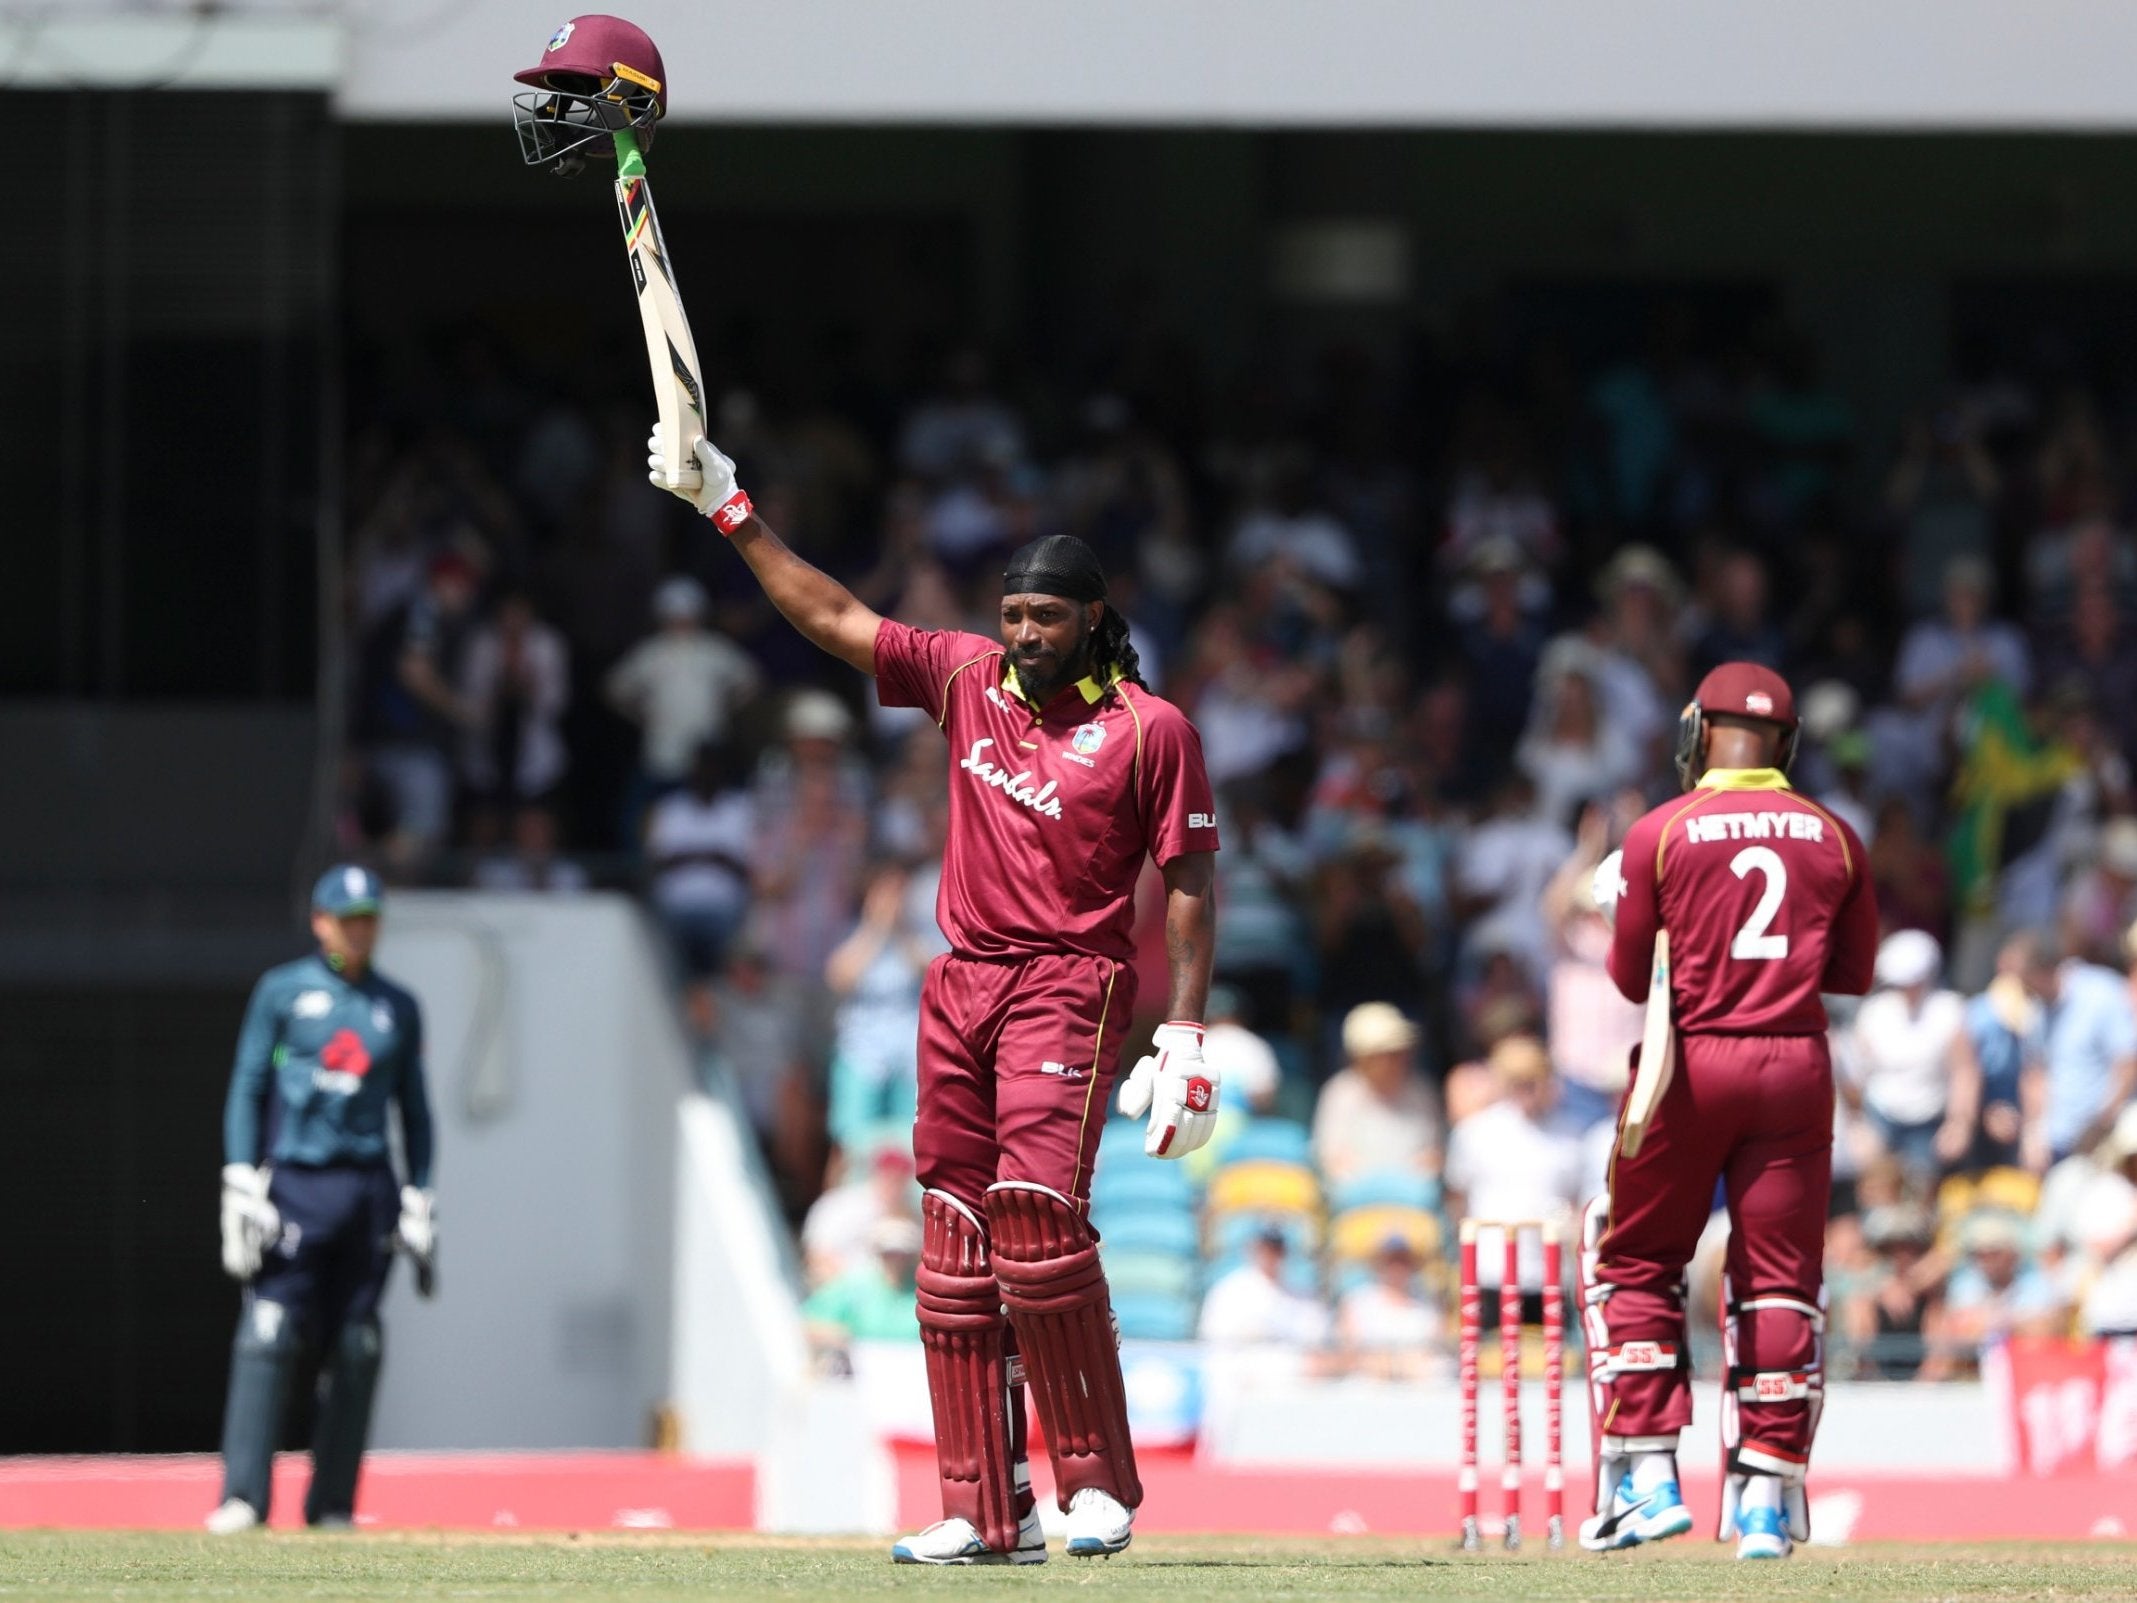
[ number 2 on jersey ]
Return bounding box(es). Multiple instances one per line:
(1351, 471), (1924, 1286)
(1730, 845), (1788, 960)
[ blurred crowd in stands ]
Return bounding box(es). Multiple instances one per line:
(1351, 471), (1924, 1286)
(339, 300), (2137, 1377)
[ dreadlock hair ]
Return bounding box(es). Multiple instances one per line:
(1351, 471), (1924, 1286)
(1089, 603), (1147, 692)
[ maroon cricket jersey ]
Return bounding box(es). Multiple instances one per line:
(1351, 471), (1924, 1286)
(1609, 767), (1879, 1036)
(874, 621), (1220, 963)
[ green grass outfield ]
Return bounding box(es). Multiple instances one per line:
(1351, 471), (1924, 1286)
(2, 1534), (2134, 1603)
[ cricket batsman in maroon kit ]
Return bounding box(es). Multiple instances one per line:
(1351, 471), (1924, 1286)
(1584, 663), (1878, 1562)
(650, 434), (1221, 1564)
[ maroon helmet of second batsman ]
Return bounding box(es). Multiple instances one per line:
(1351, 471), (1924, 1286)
(512, 14), (669, 174)
(1673, 661), (1801, 790)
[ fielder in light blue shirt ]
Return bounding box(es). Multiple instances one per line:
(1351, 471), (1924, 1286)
(2019, 936), (2137, 1161)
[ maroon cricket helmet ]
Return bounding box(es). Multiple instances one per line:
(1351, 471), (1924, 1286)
(1674, 661), (1800, 789)
(511, 15), (667, 175)
(514, 15), (667, 114)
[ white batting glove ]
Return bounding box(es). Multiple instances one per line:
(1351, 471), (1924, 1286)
(645, 429), (753, 535)
(1118, 1022), (1220, 1159)
(1593, 848), (1627, 925)
(219, 1163), (280, 1282)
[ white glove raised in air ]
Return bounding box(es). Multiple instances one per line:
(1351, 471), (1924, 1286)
(1118, 1022), (1220, 1159)
(1593, 848), (1627, 926)
(397, 1185), (438, 1298)
(219, 1163), (280, 1282)
(645, 429), (754, 534)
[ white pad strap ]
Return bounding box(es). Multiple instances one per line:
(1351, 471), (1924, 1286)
(1591, 1340), (1679, 1378)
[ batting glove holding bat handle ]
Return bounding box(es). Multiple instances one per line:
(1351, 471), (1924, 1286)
(646, 429), (753, 534)
(1118, 1021), (1220, 1159)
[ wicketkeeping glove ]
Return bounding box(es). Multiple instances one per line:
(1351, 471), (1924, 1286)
(645, 429), (754, 535)
(1117, 1022), (1220, 1159)
(219, 1163), (280, 1282)
(397, 1186), (438, 1299)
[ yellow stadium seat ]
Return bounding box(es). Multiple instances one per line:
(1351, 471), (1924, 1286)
(1329, 1203), (1443, 1267)
(1205, 1159), (1323, 1227)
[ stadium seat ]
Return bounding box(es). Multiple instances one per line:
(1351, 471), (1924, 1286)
(1100, 1250), (1199, 1301)
(1206, 1158), (1322, 1223)
(1328, 1169), (1442, 1216)
(1089, 1161), (1196, 1210)
(1328, 1202), (1443, 1269)
(1094, 1209), (1200, 1258)
(1110, 1290), (1197, 1342)
(1215, 1118), (1313, 1167)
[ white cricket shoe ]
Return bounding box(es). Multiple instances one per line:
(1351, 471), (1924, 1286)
(1578, 1478), (1695, 1552)
(1063, 1487), (1133, 1557)
(204, 1499), (261, 1535)
(890, 1507), (1046, 1565)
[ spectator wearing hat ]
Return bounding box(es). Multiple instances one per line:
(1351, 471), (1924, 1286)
(2061, 816), (2137, 969)
(803, 1211), (925, 1368)
(1443, 1034), (1583, 1296)
(752, 691), (870, 986)
(1579, 544), (1685, 762)
(1841, 930), (1972, 1187)
(605, 574), (764, 830)
(1198, 1221), (1331, 1350)
(1312, 1003), (1441, 1187)
(1921, 1210), (2068, 1379)
(802, 1144), (920, 1289)
(1841, 1203), (1945, 1380)
(1335, 1234), (1447, 1381)
(646, 742), (757, 1027)
(1516, 642), (1643, 830)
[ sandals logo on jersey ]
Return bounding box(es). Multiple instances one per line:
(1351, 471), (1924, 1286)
(959, 738), (1063, 819)
(313, 1027), (374, 1096)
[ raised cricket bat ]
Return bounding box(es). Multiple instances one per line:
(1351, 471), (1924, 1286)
(612, 126), (708, 490)
(1619, 929), (1675, 1159)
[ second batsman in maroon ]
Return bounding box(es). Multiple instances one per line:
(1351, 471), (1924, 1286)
(1583, 663), (1878, 1562)
(648, 431), (1220, 1565)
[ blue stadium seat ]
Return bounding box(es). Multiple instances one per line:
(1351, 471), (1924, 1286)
(1100, 1250), (1198, 1301)
(1094, 1209), (1200, 1258)
(1111, 1290), (1197, 1342)
(1089, 1161), (1195, 1210)
(1216, 1118), (1313, 1167)
(1328, 1169), (1442, 1216)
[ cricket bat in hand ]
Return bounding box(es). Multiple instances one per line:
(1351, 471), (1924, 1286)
(1619, 929), (1675, 1159)
(612, 127), (708, 490)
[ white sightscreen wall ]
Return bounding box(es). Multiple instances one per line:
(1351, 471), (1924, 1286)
(369, 893), (800, 1454)
(330, 0), (2137, 130)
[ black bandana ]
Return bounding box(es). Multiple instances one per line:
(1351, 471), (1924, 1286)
(1002, 534), (1107, 603)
